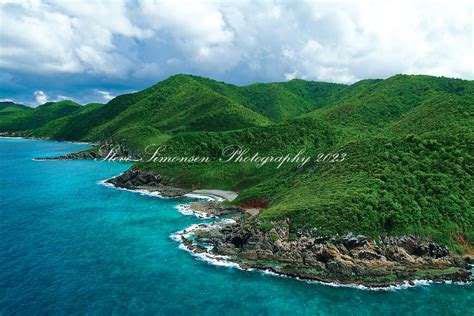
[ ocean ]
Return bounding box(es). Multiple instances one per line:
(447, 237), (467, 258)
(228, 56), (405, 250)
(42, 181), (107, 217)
(0, 138), (472, 315)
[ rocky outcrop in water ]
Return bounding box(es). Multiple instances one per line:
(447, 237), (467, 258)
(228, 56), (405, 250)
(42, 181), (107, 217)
(106, 169), (188, 197)
(183, 217), (471, 287)
(36, 149), (102, 160)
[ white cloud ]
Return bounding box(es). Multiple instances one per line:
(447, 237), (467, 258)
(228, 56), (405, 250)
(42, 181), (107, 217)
(0, 0), (472, 84)
(34, 90), (48, 104)
(138, 0), (237, 69)
(0, 0), (150, 76)
(56, 95), (73, 101)
(133, 62), (161, 79)
(97, 90), (114, 101)
(284, 72), (297, 81)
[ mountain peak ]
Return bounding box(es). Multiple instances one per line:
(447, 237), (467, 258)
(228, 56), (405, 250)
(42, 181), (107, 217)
(37, 100), (81, 108)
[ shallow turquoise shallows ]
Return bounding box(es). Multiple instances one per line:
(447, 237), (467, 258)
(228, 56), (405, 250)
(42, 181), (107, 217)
(0, 138), (472, 315)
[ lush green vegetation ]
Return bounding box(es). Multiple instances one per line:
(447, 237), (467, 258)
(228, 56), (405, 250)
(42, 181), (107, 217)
(27, 75), (273, 141)
(1, 74), (472, 250)
(32, 103), (104, 139)
(189, 75), (348, 121)
(0, 101), (31, 116)
(0, 100), (83, 132)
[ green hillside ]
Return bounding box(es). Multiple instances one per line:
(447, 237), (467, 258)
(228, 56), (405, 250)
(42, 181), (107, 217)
(132, 75), (472, 249)
(1, 74), (472, 250)
(24, 74), (349, 143)
(30, 75), (272, 141)
(307, 75), (473, 130)
(0, 100), (82, 132)
(32, 103), (104, 139)
(0, 101), (31, 116)
(190, 75), (347, 121)
(134, 94), (472, 249)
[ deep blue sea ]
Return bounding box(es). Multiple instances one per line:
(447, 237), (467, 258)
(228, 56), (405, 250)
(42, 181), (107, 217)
(0, 138), (472, 315)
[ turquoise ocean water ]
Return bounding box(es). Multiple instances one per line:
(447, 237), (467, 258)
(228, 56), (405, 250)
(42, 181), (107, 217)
(0, 138), (472, 315)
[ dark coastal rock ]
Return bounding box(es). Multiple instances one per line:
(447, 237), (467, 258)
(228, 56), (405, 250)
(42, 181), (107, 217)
(381, 236), (451, 259)
(384, 245), (416, 264)
(313, 236), (333, 243)
(353, 249), (383, 261)
(302, 253), (326, 269)
(106, 169), (188, 197)
(241, 250), (259, 260)
(428, 241), (449, 258)
(0, 132), (27, 137)
(36, 150), (102, 160)
(326, 259), (354, 277)
(215, 242), (238, 255)
(415, 244), (430, 256)
(463, 254), (474, 264)
(314, 244), (338, 263)
(35, 139), (141, 161)
(343, 233), (367, 249)
(393, 235), (419, 254)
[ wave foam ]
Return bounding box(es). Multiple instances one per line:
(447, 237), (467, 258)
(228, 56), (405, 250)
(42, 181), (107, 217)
(175, 204), (216, 219)
(101, 173), (472, 291)
(184, 193), (224, 202)
(170, 221), (241, 269)
(97, 177), (169, 199)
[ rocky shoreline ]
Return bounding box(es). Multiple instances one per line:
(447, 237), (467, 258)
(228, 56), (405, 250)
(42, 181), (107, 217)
(34, 145), (473, 288)
(175, 214), (472, 288)
(102, 168), (472, 288)
(11, 135), (473, 288)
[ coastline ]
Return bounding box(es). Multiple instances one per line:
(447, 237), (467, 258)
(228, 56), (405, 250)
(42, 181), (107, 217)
(32, 140), (473, 290)
(100, 169), (472, 290)
(0, 135), (96, 146)
(172, 217), (472, 289)
(170, 222), (472, 291)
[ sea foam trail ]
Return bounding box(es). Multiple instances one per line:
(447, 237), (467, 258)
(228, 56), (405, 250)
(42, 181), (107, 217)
(97, 178), (168, 198)
(98, 174), (227, 203)
(170, 220), (241, 269)
(175, 204), (216, 219)
(98, 176), (221, 217)
(184, 193), (224, 202)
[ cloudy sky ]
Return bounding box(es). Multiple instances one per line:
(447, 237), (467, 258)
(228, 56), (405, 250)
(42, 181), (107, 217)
(0, 0), (472, 106)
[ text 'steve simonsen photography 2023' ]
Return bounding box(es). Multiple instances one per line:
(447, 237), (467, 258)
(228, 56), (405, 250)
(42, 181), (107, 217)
(0, 0), (473, 315)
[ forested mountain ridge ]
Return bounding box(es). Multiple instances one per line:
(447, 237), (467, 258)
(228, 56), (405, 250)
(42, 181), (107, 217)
(1, 74), (472, 251)
(0, 100), (85, 132)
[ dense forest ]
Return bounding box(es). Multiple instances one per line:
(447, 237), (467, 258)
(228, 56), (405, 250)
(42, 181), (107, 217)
(1, 74), (472, 251)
